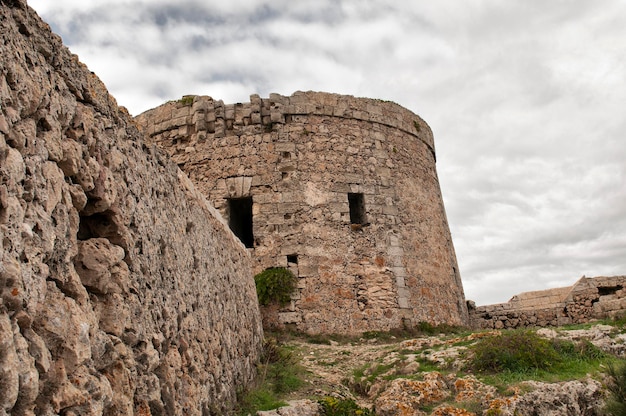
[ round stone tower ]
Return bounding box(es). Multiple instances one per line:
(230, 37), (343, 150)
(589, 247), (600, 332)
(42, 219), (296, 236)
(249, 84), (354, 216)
(136, 91), (468, 334)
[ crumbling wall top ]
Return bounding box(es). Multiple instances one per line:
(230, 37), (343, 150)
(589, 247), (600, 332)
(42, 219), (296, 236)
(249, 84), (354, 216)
(137, 91), (435, 154)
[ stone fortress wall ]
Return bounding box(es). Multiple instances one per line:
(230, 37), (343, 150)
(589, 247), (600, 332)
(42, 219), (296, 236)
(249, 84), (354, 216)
(0, 2), (262, 414)
(470, 275), (626, 329)
(136, 91), (469, 334)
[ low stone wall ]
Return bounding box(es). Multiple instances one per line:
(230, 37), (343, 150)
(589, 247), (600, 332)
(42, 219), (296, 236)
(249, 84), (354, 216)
(470, 276), (626, 329)
(0, 2), (262, 414)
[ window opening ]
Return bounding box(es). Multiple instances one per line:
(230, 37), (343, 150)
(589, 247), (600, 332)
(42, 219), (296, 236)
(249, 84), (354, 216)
(287, 254), (298, 265)
(598, 285), (623, 296)
(227, 197), (254, 248)
(348, 193), (366, 225)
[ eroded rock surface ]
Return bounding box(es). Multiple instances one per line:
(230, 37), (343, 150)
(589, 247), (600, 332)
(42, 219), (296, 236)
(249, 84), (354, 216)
(256, 400), (320, 416)
(486, 379), (604, 416)
(0, 1), (262, 414)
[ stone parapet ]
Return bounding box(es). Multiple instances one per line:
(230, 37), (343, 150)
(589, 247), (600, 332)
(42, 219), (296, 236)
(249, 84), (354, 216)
(137, 91), (434, 156)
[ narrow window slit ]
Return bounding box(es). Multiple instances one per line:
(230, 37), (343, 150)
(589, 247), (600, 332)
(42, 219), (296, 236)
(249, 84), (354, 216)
(227, 197), (254, 248)
(348, 193), (366, 225)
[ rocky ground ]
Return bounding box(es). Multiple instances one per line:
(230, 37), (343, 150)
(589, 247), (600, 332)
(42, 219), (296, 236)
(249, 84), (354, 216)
(257, 322), (626, 416)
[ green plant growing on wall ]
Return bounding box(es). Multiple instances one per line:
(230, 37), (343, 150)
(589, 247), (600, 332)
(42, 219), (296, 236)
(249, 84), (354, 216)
(254, 267), (297, 306)
(178, 95), (195, 106)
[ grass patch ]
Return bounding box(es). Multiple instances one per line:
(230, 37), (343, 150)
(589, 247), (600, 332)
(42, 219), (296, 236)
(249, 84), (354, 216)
(558, 315), (626, 331)
(306, 334), (334, 345)
(237, 388), (287, 414)
(467, 329), (618, 390)
(604, 360), (626, 416)
(350, 362), (395, 396)
(305, 333), (354, 345)
(360, 322), (465, 344)
(468, 330), (559, 373)
(605, 314), (626, 330)
(415, 356), (443, 373)
(236, 338), (305, 415)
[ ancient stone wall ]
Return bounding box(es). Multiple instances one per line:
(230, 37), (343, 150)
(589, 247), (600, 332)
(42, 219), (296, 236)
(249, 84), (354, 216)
(136, 91), (468, 334)
(0, 1), (262, 414)
(469, 276), (626, 329)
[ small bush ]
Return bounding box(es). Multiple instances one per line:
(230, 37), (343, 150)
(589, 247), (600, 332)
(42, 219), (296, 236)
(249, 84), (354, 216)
(178, 95), (194, 106)
(254, 267), (297, 306)
(468, 330), (560, 373)
(318, 396), (374, 416)
(605, 361), (626, 416)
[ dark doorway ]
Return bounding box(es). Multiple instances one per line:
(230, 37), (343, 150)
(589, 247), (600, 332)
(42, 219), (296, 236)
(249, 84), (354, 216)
(348, 193), (366, 225)
(228, 197), (254, 248)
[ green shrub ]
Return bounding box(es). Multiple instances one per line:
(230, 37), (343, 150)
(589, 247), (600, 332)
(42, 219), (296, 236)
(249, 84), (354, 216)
(178, 95), (194, 106)
(254, 267), (297, 306)
(318, 396), (374, 416)
(605, 361), (626, 416)
(552, 339), (606, 361)
(468, 330), (560, 373)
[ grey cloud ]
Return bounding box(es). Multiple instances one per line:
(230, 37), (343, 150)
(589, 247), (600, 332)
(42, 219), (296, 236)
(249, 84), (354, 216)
(29, 0), (626, 305)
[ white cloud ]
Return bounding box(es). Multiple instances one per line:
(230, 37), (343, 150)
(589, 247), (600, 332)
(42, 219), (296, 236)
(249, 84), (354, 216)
(28, 0), (626, 305)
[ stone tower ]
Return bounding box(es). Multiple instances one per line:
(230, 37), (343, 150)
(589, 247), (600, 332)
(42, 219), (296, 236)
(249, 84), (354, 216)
(136, 91), (468, 334)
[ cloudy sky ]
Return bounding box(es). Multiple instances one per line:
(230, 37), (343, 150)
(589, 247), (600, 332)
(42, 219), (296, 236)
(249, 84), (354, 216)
(28, 0), (626, 305)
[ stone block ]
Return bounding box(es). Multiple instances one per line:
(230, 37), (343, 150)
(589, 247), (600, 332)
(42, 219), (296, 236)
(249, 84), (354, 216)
(275, 142), (296, 152)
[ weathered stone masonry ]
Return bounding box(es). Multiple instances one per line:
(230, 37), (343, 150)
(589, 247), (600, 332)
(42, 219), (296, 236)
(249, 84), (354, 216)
(470, 275), (626, 329)
(0, 1), (262, 414)
(136, 91), (469, 334)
